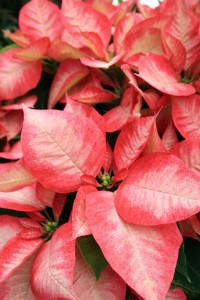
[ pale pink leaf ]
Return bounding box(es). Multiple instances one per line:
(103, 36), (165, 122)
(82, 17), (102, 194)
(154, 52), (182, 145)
(86, 191), (182, 300)
(72, 186), (97, 239)
(137, 53), (196, 96)
(115, 153), (200, 225)
(74, 247), (126, 300)
(0, 159), (35, 192)
(114, 116), (155, 171)
(172, 95), (200, 138)
(31, 223), (78, 300)
(0, 185), (44, 212)
(48, 59), (89, 108)
(0, 49), (42, 100)
(0, 255), (36, 300)
(22, 107), (106, 193)
(19, 0), (62, 41)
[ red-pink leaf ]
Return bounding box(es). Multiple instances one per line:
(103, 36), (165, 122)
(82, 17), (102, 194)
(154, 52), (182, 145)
(172, 95), (200, 138)
(122, 27), (163, 64)
(164, 1), (200, 69)
(17, 228), (42, 240)
(48, 59), (89, 108)
(103, 143), (113, 173)
(0, 185), (44, 212)
(115, 153), (200, 225)
(137, 53), (196, 96)
(47, 38), (84, 61)
(0, 49), (42, 100)
(70, 86), (116, 104)
(86, 191), (182, 300)
(0, 236), (43, 283)
(142, 121), (168, 155)
(22, 107), (106, 193)
(72, 186), (96, 239)
(81, 174), (98, 187)
(80, 31), (108, 60)
(121, 64), (161, 110)
(162, 119), (178, 151)
(114, 116), (155, 171)
(0, 216), (24, 250)
(179, 215), (200, 241)
(36, 183), (55, 207)
(2, 30), (34, 47)
(114, 13), (136, 54)
(1, 110), (23, 141)
(31, 223), (77, 300)
(161, 31), (186, 74)
(103, 86), (142, 132)
(80, 52), (124, 69)
(65, 96), (105, 133)
(14, 37), (50, 62)
(19, 0), (62, 41)
(165, 288), (186, 300)
(170, 138), (200, 176)
(0, 255), (36, 300)
(52, 193), (66, 220)
(61, 0), (111, 49)
(0, 159), (35, 192)
(2, 95), (37, 111)
(0, 141), (23, 160)
(74, 247), (126, 300)
(84, 0), (115, 16)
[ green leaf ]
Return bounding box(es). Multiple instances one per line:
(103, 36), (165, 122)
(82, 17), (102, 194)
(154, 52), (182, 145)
(176, 243), (190, 282)
(77, 235), (108, 281)
(172, 238), (200, 296)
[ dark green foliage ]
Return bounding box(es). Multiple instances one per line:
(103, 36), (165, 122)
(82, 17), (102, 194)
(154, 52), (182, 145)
(77, 235), (108, 280)
(172, 238), (200, 299)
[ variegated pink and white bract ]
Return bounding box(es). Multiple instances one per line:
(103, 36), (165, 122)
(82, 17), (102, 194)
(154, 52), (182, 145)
(0, 0), (199, 299)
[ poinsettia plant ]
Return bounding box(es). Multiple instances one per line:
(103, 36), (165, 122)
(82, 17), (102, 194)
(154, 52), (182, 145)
(0, 0), (200, 299)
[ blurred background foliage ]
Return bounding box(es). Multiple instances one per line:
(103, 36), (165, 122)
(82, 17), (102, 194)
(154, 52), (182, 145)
(0, 0), (28, 47)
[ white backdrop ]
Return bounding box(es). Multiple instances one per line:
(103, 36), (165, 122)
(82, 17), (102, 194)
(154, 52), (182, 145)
(112, 0), (163, 8)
